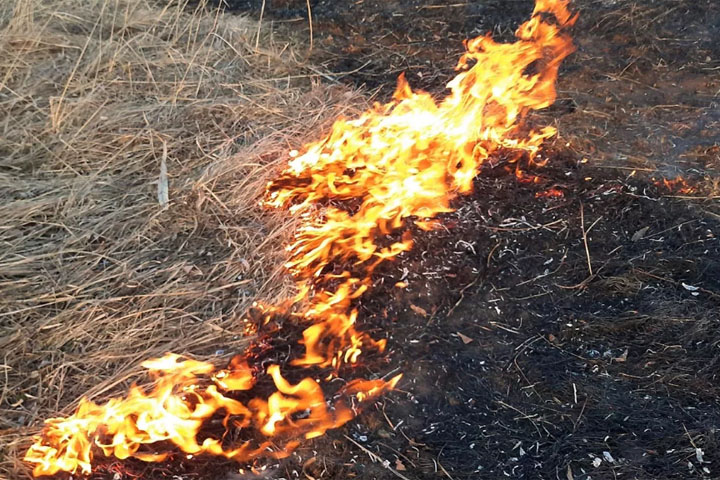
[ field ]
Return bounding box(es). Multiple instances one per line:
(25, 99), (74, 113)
(1, 1), (719, 479)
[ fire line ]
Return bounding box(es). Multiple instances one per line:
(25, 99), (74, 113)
(24, 0), (577, 476)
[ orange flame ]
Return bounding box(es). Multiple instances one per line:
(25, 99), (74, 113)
(536, 187), (565, 198)
(24, 353), (398, 477)
(654, 175), (696, 194)
(24, 0), (576, 476)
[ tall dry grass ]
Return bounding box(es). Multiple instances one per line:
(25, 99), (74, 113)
(0, 1), (363, 477)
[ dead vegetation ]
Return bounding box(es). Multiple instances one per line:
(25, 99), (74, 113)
(0, 1), (364, 477)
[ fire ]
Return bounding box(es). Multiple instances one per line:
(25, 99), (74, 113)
(24, 0), (576, 476)
(654, 175), (696, 194)
(24, 353), (397, 477)
(536, 187), (565, 198)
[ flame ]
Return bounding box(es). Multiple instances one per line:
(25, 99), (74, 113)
(536, 187), (565, 198)
(265, 0), (576, 371)
(24, 353), (398, 477)
(654, 175), (696, 194)
(24, 0), (576, 476)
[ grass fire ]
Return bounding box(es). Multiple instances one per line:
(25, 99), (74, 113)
(2, 0), (719, 479)
(22, 1), (576, 475)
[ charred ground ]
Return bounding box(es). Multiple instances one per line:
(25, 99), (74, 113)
(215, 1), (720, 479)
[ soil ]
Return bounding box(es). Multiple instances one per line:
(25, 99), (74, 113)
(44, 1), (720, 479)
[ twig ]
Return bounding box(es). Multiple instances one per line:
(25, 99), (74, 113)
(485, 218), (564, 232)
(486, 241), (501, 268)
(635, 269), (720, 299)
(419, 3), (469, 8)
(580, 203), (592, 276)
(436, 454), (457, 480)
(306, 0), (314, 54)
(682, 423), (699, 449)
(255, 0), (265, 51)
(495, 401), (543, 436)
(381, 402), (396, 430)
(344, 435), (412, 480)
(303, 60), (373, 84)
(446, 277), (481, 318)
(572, 397), (587, 433)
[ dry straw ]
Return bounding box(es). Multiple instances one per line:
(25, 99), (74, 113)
(0, 0), (363, 477)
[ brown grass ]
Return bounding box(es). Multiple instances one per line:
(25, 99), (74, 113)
(0, 1), (363, 477)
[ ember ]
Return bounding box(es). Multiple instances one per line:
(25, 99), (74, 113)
(535, 187), (565, 198)
(654, 175), (696, 194)
(24, 0), (576, 476)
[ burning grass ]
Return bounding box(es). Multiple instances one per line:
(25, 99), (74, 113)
(4, 0), (720, 478)
(10, 0), (581, 474)
(0, 0), (366, 477)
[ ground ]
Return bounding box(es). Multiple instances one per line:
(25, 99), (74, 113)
(2, 0), (719, 479)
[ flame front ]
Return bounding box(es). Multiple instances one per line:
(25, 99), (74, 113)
(24, 353), (398, 477)
(24, 1), (576, 476)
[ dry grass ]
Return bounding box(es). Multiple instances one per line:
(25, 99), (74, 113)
(0, 1), (363, 477)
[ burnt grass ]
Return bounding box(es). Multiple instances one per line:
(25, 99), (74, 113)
(64, 0), (719, 479)
(348, 155), (720, 480)
(219, 2), (720, 479)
